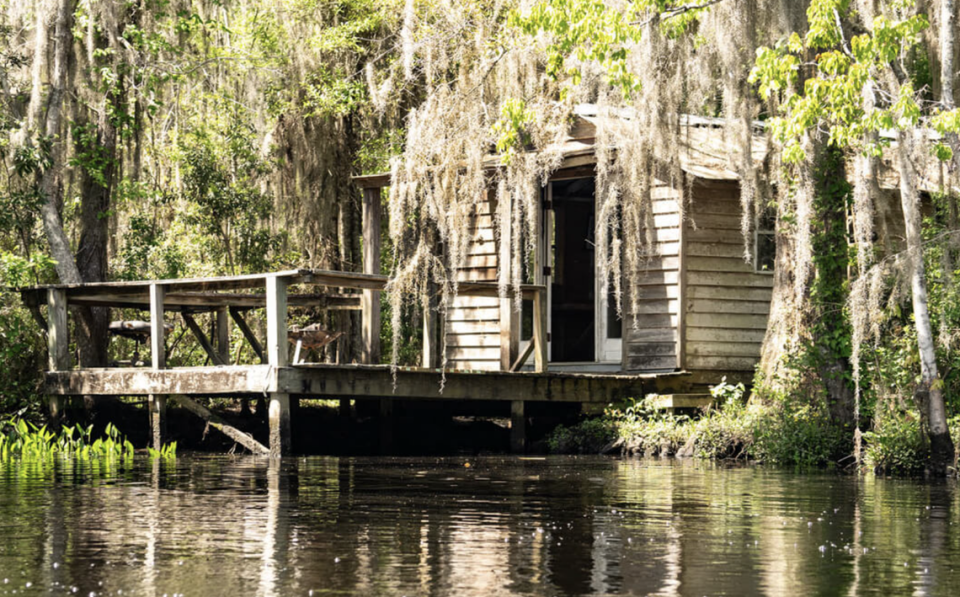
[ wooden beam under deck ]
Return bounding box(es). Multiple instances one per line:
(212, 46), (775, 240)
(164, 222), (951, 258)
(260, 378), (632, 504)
(46, 365), (277, 396)
(46, 364), (689, 403)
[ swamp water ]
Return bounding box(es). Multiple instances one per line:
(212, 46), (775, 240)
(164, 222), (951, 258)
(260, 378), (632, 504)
(0, 456), (958, 596)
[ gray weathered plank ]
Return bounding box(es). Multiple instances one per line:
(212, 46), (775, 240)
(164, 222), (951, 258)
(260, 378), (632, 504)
(686, 313), (769, 329)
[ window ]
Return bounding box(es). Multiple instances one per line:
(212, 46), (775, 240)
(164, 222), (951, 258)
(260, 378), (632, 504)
(755, 204), (776, 273)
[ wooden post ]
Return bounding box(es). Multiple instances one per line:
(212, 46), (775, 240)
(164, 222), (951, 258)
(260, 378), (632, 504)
(148, 284), (166, 451)
(266, 276), (289, 366)
(266, 275), (291, 457)
(362, 187), (382, 365)
(676, 198), (688, 370)
(46, 288), (69, 422)
(499, 192), (519, 371)
(533, 287), (548, 373)
(149, 284), (166, 368)
(534, 183), (553, 368)
(510, 400), (526, 453)
(148, 394), (166, 451)
(216, 307), (230, 365)
(422, 284), (438, 368)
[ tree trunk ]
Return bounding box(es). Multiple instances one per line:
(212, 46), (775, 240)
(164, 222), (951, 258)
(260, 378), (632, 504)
(757, 198), (799, 387)
(37, 0), (81, 286)
(759, 140), (855, 426)
(896, 129), (955, 476)
(941, 0), (960, 228)
(942, 0), (956, 112)
(74, 101), (118, 370)
(811, 145), (855, 427)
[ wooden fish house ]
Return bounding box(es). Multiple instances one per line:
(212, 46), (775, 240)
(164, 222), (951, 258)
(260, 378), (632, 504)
(356, 106), (776, 385)
(20, 106), (805, 457)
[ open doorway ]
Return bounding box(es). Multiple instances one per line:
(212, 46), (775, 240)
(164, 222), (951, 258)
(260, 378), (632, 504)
(550, 178), (597, 362)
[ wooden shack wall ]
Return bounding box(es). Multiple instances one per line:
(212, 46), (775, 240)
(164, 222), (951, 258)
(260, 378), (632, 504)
(622, 182), (683, 372)
(443, 193), (502, 370)
(682, 180), (773, 373)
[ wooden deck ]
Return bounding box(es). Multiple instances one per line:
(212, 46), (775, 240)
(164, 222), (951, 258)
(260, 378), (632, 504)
(22, 264), (688, 457)
(45, 363), (688, 403)
(45, 363), (687, 455)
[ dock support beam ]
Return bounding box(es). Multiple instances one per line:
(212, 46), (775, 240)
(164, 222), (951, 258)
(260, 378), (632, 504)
(46, 288), (69, 423)
(148, 283), (167, 450)
(149, 395), (166, 451)
(362, 187), (381, 366)
(266, 275), (291, 457)
(511, 400), (526, 453)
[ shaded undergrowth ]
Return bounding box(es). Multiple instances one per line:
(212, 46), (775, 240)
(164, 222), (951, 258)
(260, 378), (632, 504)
(547, 381), (960, 475)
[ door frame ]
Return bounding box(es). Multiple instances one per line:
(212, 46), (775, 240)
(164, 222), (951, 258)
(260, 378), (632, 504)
(539, 178), (623, 365)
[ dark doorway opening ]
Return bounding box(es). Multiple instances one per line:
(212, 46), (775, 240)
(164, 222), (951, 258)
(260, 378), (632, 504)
(550, 178), (596, 362)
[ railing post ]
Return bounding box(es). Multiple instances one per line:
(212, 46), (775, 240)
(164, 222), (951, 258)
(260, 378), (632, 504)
(266, 275), (291, 457)
(216, 306), (230, 365)
(148, 283), (167, 451)
(362, 187), (382, 365)
(149, 284), (166, 369)
(422, 282), (438, 368)
(46, 288), (69, 422)
(533, 287), (548, 373)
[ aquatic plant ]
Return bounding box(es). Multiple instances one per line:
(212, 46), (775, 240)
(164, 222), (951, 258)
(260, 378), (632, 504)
(147, 442), (178, 460)
(0, 418), (138, 462)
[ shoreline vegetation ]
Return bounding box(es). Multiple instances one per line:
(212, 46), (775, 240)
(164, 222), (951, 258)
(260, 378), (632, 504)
(547, 380), (960, 477)
(0, 417), (176, 462)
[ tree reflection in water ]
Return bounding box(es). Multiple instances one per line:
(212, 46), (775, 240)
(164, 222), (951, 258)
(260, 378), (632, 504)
(0, 456), (958, 596)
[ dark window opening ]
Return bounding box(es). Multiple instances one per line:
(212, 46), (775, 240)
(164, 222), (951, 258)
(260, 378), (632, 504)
(756, 203), (776, 273)
(606, 298), (622, 339)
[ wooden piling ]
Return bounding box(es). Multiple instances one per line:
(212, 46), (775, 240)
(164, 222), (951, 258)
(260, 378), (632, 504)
(148, 284), (167, 449)
(148, 395), (166, 451)
(510, 400), (526, 453)
(266, 275), (291, 457)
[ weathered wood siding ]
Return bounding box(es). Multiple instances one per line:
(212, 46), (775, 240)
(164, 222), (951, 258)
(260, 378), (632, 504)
(444, 194), (502, 370)
(683, 180), (773, 372)
(623, 182), (683, 372)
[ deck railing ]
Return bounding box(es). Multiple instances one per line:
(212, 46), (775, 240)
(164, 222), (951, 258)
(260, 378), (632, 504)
(20, 269), (549, 375)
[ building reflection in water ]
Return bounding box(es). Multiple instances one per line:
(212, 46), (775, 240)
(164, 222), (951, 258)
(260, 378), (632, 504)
(0, 456), (959, 596)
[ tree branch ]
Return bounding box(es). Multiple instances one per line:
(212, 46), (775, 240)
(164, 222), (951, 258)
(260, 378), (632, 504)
(630, 0), (725, 29)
